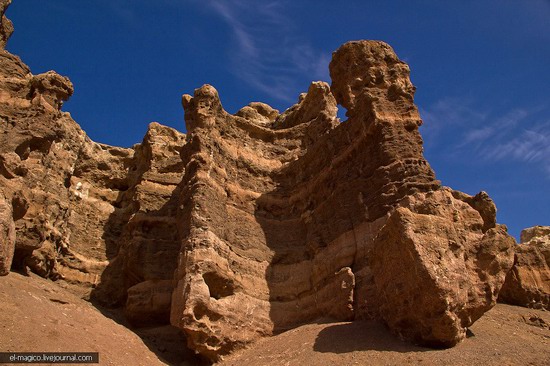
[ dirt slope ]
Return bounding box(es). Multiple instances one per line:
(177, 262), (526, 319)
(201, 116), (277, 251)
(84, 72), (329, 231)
(219, 304), (550, 366)
(1, 271), (549, 366)
(0, 272), (203, 366)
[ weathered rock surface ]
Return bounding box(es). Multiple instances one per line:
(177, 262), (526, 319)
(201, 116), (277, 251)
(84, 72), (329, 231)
(0, 192), (15, 275)
(0, 3), (524, 362)
(499, 226), (550, 309)
(0, 0), (184, 322)
(169, 41), (514, 360)
(0, 0), (13, 49)
(371, 189), (515, 347)
(520, 226), (550, 245)
(1, 46), (87, 282)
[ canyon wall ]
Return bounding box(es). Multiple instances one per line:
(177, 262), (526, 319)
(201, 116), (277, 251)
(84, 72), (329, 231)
(0, 0), (185, 324)
(499, 226), (550, 310)
(1, 1), (546, 361)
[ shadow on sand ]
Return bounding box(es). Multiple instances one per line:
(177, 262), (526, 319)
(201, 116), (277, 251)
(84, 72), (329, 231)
(313, 320), (429, 354)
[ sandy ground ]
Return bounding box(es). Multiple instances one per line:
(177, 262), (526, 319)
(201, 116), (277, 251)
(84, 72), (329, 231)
(0, 272), (203, 366)
(1, 272), (549, 366)
(219, 304), (550, 366)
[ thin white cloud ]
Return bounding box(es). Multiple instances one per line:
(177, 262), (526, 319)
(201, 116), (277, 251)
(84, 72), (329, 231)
(463, 126), (494, 145)
(460, 109), (529, 147)
(202, 0), (330, 103)
(421, 97), (488, 128)
(420, 97), (488, 149)
(422, 97), (550, 178)
(482, 123), (550, 165)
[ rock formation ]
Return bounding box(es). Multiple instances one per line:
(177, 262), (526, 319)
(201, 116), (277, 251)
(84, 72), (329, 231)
(0, 0), (13, 49)
(167, 41), (515, 359)
(371, 189), (515, 347)
(0, 0), (184, 321)
(0, 191), (15, 275)
(499, 226), (550, 309)
(0, 2), (522, 362)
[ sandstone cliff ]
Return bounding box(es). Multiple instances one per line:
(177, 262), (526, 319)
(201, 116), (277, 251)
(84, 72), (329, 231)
(0, 0), (185, 324)
(499, 226), (550, 309)
(0, 1), (526, 362)
(168, 41), (515, 359)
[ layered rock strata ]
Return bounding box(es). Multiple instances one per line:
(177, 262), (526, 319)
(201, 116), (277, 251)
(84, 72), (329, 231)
(0, 1), (185, 323)
(169, 41), (514, 359)
(499, 226), (550, 309)
(0, 2), (519, 362)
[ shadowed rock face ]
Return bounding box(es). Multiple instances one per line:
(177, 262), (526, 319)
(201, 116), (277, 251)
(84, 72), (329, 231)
(0, 1), (185, 321)
(169, 41), (514, 359)
(0, 2), (520, 362)
(499, 226), (550, 310)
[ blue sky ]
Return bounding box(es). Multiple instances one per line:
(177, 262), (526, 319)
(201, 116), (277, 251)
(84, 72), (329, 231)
(5, 0), (550, 239)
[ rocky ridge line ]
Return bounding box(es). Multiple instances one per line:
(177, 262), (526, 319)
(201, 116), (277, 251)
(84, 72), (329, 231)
(0, 2), (548, 362)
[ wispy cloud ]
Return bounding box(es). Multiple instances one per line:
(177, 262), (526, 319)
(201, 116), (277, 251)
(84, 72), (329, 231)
(420, 97), (488, 149)
(421, 98), (488, 128)
(200, 0), (330, 103)
(481, 121), (550, 166)
(460, 109), (529, 147)
(422, 98), (550, 178)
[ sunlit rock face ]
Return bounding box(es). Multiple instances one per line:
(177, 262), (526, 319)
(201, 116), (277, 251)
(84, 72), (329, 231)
(0, 1), (517, 361)
(0, 0), (185, 318)
(169, 41), (513, 360)
(371, 189), (515, 347)
(0, 191), (15, 275)
(499, 226), (550, 310)
(0, 0), (14, 49)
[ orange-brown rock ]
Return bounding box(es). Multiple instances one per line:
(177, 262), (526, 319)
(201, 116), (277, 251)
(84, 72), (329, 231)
(0, 3), (522, 361)
(0, 192), (15, 275)
(0, 0), (13, 49)
(101, 121), (186, 313)
(0, 1), (185, 322)
(520, 226), (550, 245)
(124, 279), (175, 327)
(499, 226), (550, 309)
(370, 189), (515, 347)
(168, 41), (515, 360)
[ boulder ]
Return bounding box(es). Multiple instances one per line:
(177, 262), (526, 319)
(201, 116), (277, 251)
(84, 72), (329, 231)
(125, 280), (174, 327)
(370, 189), (515, 347)
(499, 226), (550, 309)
